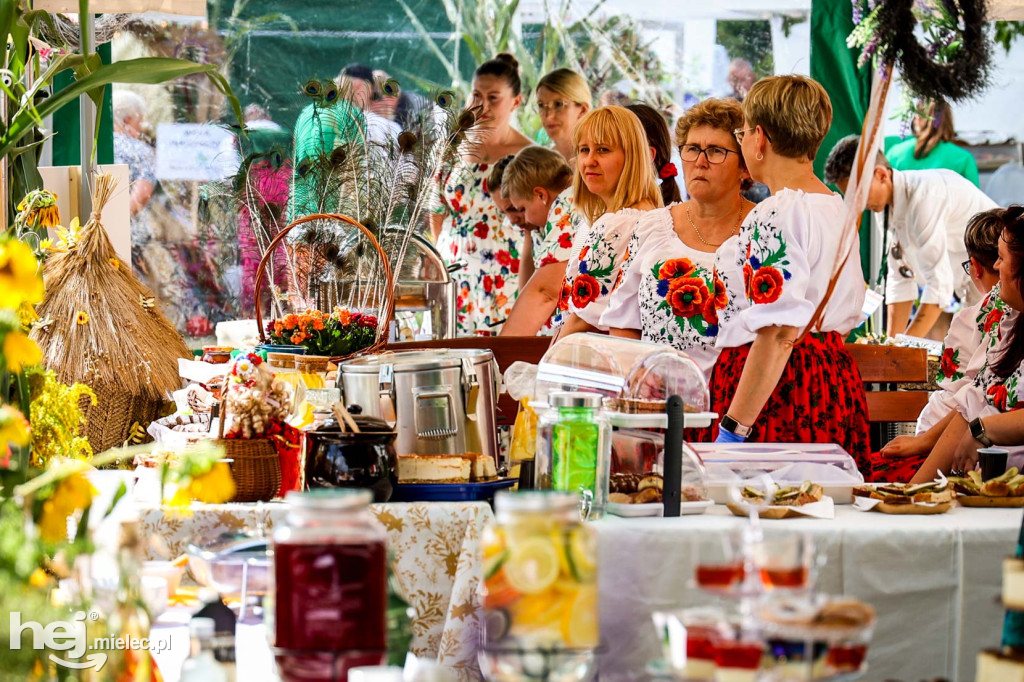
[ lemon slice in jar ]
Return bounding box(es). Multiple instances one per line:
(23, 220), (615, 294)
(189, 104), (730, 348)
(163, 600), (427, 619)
(504, 535), (561, 594)
(562, 585), (599, 648)
(564, 528), (596, 583)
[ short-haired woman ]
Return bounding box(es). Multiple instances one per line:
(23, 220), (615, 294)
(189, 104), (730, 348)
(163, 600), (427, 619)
(710, 75), (871, 469)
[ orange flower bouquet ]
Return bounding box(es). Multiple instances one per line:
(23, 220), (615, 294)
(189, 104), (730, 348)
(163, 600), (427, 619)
(265, 307), (378, 356)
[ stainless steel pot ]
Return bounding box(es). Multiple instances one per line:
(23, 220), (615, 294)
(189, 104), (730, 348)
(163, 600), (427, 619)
(339, 349), (500, 463)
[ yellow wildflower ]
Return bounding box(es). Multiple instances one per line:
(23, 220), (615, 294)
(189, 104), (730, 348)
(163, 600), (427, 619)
(3, 330), (43, 372)
(186, 462), (236, 504)
(39, 238), (53, 252)
(17, 302), (39, 332)
(109, 258), (119, 270)
(38, 499), (69, 543)
(0, 405), (31, 447)
(75, 311), (89, 325)
(0, 239), (44, 309)
(55, 217), (82, 251)
(37, 472), (96, 544)
(29, 568), (50, 588)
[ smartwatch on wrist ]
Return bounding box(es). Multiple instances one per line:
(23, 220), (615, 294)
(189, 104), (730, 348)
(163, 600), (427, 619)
(970, 417), (993, 448)
(720, 414), (753, 438)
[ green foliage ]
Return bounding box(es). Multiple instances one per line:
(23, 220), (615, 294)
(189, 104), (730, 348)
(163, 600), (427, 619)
(994, 21), (1024, 54)
(716, 20), (774, 77)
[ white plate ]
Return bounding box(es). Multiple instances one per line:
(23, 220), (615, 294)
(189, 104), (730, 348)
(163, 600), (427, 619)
(604, 411), (717, 429)
(607, 500), (713, 517)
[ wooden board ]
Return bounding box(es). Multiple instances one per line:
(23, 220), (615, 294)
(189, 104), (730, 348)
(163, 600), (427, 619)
(846, 344), (929, 383)
(865, 391), (932, 423)
(957, 496), (1024, 508)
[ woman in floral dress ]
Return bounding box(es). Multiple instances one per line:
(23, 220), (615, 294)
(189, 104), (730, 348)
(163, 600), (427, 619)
(901, 206), (1024, 482)
(709, 75), (870, 468)
(602, 98), (753, 381)
(556, 106), (665, 338)
(431, 54), (533, 336)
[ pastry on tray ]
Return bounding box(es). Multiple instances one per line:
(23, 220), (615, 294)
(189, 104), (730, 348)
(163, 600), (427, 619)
(948, 468), (1024, 507)
(852, 480), (953, 513)
(608, 472), (705, 505)
(396, 453), (497, 484)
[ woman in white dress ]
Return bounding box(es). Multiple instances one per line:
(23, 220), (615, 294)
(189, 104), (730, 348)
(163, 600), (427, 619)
(601, 98), (755, 381)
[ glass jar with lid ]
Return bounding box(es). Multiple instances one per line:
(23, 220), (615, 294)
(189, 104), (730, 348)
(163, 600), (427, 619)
(535, 391), (612, 520)
(480, 490), (599, 682)
(269, 489), (388, 682)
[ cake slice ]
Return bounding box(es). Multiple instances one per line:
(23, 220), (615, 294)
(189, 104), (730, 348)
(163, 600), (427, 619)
(456, 453), (498, 482)
(397, 455), (471, 483)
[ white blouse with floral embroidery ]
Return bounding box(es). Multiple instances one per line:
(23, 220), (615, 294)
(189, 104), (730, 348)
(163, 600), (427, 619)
(953, 287), (1021, 419)
(600, 206), (726, 380)
(534, 189), (587, 334)
(714, 190), (865, 349)
(562, 207), (651, 329)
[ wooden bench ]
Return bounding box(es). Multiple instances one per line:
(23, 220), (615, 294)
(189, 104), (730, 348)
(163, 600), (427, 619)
(386, 338), (933, 441)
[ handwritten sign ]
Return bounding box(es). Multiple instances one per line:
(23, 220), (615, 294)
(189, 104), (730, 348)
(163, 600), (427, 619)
(155, 123), (234, 181)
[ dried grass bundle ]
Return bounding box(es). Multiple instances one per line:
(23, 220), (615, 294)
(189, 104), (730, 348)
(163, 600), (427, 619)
(31, 174), (188, 450)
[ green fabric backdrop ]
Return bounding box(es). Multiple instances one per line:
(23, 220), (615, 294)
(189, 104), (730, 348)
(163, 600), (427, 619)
(51, 43), (114, 166)
(810, 0), (872, 280)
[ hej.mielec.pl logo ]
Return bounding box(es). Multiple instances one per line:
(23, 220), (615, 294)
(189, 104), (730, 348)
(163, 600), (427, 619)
(9, 610), (168, 671)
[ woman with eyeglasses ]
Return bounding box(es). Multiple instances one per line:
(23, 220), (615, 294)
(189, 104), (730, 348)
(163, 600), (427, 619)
(709, 75), (871, 469)
(905, 206), (1024, 483)
(535, 69), (592, 166)
(601, 98), (753, 380)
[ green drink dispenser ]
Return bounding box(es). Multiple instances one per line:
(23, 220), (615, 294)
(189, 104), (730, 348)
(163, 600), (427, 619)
(535, 392), (611, 520)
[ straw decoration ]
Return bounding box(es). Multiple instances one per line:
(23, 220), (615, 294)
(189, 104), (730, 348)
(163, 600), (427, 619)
(32, 173), (189, 400)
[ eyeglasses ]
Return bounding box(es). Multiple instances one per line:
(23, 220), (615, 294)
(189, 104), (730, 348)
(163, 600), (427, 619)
(536, 100), (575, 114)
(962, 259), (973, 276)
(733, 127), (772, 145)
(679, 144), (740, 165)
(890, 241), (915, 279)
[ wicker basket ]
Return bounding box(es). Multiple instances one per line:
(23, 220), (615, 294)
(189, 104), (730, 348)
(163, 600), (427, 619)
(81, 383), (164, 453)
(252, 213), (395, 364)
(217, 396), (281, 502)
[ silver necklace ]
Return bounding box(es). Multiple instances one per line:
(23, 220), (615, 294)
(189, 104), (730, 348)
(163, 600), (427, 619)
(685, 202), (744, 248)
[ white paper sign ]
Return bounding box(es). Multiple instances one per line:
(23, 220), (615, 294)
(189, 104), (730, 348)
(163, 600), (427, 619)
(862, 288), (884, 319)
(155, 123), (234, 181)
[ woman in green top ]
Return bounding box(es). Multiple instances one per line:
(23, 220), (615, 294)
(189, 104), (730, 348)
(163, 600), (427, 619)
(887, 99), (980, 186)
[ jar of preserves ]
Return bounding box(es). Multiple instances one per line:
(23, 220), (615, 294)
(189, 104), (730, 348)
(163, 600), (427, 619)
(269, 489), (387, 682)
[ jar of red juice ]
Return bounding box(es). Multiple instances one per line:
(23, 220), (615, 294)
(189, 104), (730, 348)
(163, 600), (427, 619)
(269, 489), (387, 682)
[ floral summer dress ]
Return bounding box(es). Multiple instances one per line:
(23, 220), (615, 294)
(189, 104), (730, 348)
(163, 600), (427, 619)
(601, 206), (725, 380)
(435, 160), (522, 336)
(561, 208), (649, 330)
(534, 189), (586, 334)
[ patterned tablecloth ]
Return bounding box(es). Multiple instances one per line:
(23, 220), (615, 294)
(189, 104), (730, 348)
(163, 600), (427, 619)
(137, 501), (493, 680)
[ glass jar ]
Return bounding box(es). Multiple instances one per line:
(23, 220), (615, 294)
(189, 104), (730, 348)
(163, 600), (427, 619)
(269, 489), (388, 682)
(535, 392), (611, 520)
(479, 490), (599, 682)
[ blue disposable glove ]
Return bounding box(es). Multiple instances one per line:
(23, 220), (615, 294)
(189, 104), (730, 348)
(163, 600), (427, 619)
(715, 427), (747, 444)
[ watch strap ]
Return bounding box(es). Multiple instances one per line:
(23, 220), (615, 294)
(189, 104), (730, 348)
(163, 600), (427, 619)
(970, 417), (993, 447)
(721, 415), (752, 438)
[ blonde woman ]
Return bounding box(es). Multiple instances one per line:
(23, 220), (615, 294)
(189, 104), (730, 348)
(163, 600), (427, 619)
(500, 146), (589, 335)
(601, 98), (754, 381)
(556, 106), (663, 339)
(710, 75), (870, 468)
(431, 54), (534, 336)
(535, 68), (592, 165)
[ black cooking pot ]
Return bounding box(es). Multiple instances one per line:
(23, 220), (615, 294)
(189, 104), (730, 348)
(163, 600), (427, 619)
(304, 406), (397, 502)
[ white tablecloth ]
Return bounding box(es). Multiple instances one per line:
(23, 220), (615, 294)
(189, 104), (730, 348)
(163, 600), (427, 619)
(594, 505), (1022, 682)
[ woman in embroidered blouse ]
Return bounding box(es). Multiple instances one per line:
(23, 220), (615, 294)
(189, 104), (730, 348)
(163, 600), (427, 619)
(535, 69), (592, 166)
(904, 206), (1024, 482)
(710, 75), (870, 467)
(431, 53), (534, 336)
(602, 98), (755, 380)
(555, 106), (664, 339)
(500, 146), (587, 335)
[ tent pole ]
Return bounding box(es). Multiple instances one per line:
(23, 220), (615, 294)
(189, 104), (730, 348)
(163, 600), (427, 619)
(79, 12), (96, 219)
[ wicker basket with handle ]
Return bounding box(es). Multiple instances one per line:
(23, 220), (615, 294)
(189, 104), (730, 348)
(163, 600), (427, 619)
(253, 213), (396, 364)
(216, 395), (281, 502)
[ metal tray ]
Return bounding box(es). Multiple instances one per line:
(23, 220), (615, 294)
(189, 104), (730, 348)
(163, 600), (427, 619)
(390, 477), (517, 502)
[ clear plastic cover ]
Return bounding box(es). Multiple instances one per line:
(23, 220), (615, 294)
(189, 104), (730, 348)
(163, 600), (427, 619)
(609, 431), (708, 502)
(534, 333), (709, 411)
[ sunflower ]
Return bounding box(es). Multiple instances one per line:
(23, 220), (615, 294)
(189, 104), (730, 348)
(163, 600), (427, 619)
(109, 258), (120, 270)
(75, 311), (89, 325)
(39, 238), (54, 252)
(0, 238), (44, 308)
(3, 330), (42, 372)
(17, 190), (60, 228)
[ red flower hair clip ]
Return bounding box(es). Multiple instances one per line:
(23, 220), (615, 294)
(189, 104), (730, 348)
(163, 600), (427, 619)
(659, 162), (678, 179)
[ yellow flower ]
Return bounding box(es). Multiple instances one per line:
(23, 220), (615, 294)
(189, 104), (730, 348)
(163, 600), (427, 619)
(3, 330), (43, 372)
(17, 302), (39, 332)
(39, 238), (53, 252)
(75, 311), (89, 325)
(0, 239), (44, 309)
(37, 472), (96, 543)
(186, 462), (236, 504)
(17, 190), (59, 228)
(29, 568), (50, 588)
(61, 472), (96, 511)
(38, 499), (69, 543)
(55, 217), (82, 250)
(0, 405), (31, 447)
(109, 258), (119, 270)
